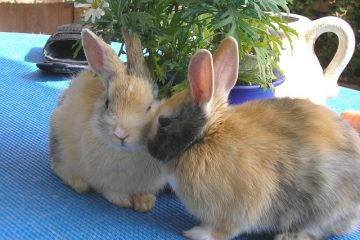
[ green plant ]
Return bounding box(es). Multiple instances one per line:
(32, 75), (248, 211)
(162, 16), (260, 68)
(74, 0), (294, 97)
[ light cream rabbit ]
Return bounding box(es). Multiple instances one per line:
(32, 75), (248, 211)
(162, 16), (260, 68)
(147, 37), (360, 239)
(50, 29), (165, 212)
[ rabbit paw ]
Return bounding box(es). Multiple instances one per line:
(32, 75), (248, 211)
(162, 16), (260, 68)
(183, 225), (216, 240)
(274, 233), (319, 240)
(102, 192), (133, 208)
(183, 225), (234, 240)
(132, 194), (156, 212)
(183, 225), (236, 240)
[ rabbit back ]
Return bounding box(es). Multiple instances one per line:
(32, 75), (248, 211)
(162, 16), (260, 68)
(228, 98), (360, 233)
(170, 97), (360, 237)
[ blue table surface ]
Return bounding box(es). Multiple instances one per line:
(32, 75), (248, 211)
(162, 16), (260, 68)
(0, 32), (359, 240)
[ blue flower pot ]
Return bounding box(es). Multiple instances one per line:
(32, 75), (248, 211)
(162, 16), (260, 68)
(228, 79), (285, 105)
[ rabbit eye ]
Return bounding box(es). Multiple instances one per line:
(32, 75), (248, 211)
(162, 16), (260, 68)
(105, 99), (109, 109)
(158, 117), (171, 128)
(147, 101), (154, 112)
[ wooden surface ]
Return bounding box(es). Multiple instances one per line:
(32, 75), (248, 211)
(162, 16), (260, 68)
(0, 0), (67, 3)
(0, 2), (74, 34)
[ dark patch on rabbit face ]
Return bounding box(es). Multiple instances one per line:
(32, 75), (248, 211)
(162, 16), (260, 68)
(147, 92), (207, 162)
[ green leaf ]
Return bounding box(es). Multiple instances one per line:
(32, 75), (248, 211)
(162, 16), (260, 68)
(71, 40), (83, 59)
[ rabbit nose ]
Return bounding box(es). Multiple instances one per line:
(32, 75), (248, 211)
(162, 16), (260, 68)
(114, 127), (129, 141)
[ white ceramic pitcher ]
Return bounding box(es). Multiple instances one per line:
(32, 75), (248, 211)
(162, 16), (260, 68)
(274, 13), (355, 105)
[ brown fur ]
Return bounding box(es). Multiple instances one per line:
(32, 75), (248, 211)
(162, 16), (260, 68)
(50, 29), (165, 211)
(147, 37), (360, 240)
(168, 98), (360, 235)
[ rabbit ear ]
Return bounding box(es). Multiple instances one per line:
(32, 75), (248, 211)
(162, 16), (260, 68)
(81, 29), (125, 82)
(122, 29), (149, 79)
(188, 49), (214, 108)
(213, 36), (239, 96)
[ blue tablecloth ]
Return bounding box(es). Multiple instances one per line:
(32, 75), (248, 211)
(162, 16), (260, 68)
(0, 32), (359, 240)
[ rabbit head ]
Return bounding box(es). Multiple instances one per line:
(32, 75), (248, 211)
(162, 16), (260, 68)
(147, 37), (239, 162)
(81, 29), (157, 151)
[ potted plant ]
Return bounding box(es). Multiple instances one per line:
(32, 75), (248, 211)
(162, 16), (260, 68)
(73, 0), (295, 103)
(229, 54), (286, 104)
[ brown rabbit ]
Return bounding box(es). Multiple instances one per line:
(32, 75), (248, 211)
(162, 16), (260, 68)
(50, 29), (166, 212)
(147, 37), (360, 239)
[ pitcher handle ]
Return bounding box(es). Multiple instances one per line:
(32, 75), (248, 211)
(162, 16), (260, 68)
(306, 16), (355, 97)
